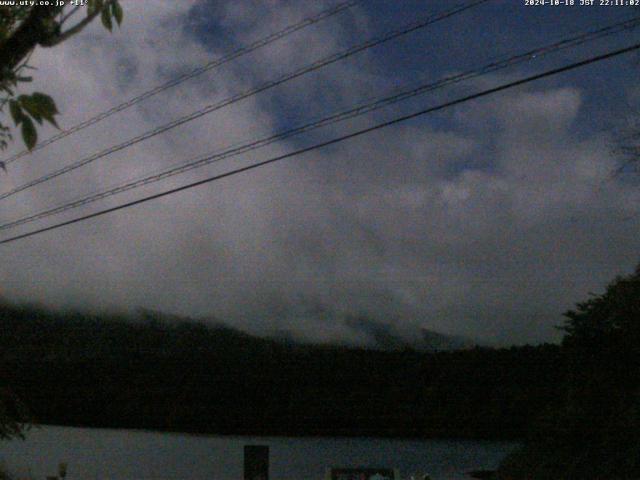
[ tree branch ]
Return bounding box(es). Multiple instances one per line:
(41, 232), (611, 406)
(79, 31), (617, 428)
(43, 0), (115, 47)
(59, 5), (82, 25)
(0, 7), (60, 74)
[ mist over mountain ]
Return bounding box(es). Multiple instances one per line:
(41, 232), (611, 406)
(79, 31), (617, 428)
(101, 303), (480, 352)
(339, 315), (475, 351)
(0, 300), (561, 440)
(0, 300), (476, 361)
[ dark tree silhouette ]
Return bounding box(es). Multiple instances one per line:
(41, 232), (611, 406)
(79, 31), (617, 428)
(0, 1), (123, 152)
(0, 1), (124, 440)
(0, 300), (564, 440)
(498, 263), (640, 479)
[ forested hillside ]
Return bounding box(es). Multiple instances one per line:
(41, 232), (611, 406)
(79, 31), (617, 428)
(498, 264), (640, 479)
(0, 303), (562, 440)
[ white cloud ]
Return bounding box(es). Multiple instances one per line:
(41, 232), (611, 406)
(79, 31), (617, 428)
(0, 0), (638, 346)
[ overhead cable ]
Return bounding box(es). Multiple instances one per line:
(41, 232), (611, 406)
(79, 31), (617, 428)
(0, 0), (490, 202)
(1, 40), (638, 245)
(1, 15), (638, 233)
(1, 0), (359, 166)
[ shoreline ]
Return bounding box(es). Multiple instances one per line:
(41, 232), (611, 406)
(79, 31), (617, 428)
(25, 422), (525, 443)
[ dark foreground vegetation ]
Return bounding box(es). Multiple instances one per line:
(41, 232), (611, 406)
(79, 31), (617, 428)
(498, 264), (640, 479)
(0, 303), (562, 440)
(1, 263), (638, 479)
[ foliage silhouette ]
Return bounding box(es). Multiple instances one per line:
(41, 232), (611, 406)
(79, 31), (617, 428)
(498, 263), (640, 479)
(0, 0), (123, 153)
(0, 302), (563, 440)
(0, 0), (124, 438)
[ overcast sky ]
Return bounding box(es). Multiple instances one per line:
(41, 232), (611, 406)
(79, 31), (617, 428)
(0, 0), (639, 346)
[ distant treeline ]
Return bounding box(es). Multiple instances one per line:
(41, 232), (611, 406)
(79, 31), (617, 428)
(497, 264), (640, 479)
(3, 263), (638, 478)
(0, 303), (563, 440)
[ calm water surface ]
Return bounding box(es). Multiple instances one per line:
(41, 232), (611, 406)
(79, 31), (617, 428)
(0, 426), (518, 480)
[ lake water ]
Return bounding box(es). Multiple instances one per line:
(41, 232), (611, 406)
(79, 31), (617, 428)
(0, 426), (518, 480)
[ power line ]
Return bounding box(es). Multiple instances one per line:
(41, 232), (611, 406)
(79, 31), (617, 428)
(1, 15), (638, 233)
(1, 41), (638, 246)
(1, 0), (358, 166)
(0, 0), (490, 203)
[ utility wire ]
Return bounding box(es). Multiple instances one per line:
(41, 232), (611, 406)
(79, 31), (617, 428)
(0, 0), (490, 203)
(1, 0), (359, 166)
(1, 15), (638, 233)
(1, 41), (638, 246)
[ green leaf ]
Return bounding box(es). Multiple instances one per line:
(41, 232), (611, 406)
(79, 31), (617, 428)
(26, 92), (59, 128)
(8, 100), (23, 125)
(21, 117), (37, 150)
(112, 1), (123, 26)
(30, 92), (59, 115)
(87, 0), (104, 16)
(43, 113), (59, 129)
(18, 95), (43, 124)
(101, 6), (112, 31)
